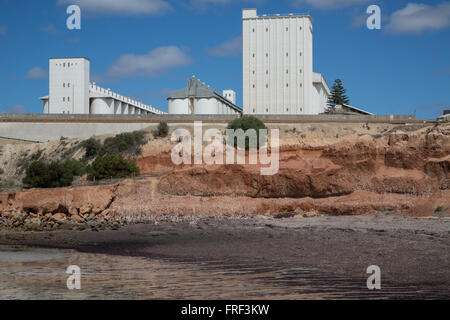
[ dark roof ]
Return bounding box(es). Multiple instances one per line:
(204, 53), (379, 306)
(444, 110), (450, 115)
(168, 77), (242, 112)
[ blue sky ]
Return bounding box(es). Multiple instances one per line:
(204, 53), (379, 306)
(0, 0), (449, 118)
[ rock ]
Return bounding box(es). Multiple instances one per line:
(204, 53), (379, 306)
(60, 221), (76, 230)
(101, 209), (116, 219)
(70, 214), (85, 223)
(23, 217), (42, 230)
(79, 206), (92, 215)
(10, 212), (27, 224)
(51, 213), (67, 223)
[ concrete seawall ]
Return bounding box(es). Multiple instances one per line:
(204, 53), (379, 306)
(0, 113), (425, 142)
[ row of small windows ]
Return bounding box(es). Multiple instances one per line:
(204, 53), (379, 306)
(252, 69), (302, 74)
(62, 97), (71, 102)
(252, 108), (303, 113)
(252, 83), (302, 88)
(252, 27), (302, 32)
(55, 62), (78, 67)
(63, 83), (71, 88)
(252, 52), (302, 58)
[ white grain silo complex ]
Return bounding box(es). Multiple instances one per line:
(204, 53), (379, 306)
(168, 77), (242, 115)
(242, 8), (330, 115)
(41, 57), (166, 115)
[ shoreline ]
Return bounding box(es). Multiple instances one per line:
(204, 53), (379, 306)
(1, 214), (449, 299)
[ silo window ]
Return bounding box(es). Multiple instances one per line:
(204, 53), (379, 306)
(266, 109), (269, 113)
(252, 84), (255, 88)
(266, 28), (268, 32)
(68, 83), (70, 87)
(286, 83), (289, 87)
(286, 27), (289, 31)
(252, 53), (255, 58)
(252, 28), (255, 32)
(286, 69), (289, 74)
(68, 97), (70, 101)
(266, 84), (268, 88)
(286, 52), (289, 57)
(63, 97), (65, 102)
(63, 83), (65, 88)
(300, 52), (302, 56)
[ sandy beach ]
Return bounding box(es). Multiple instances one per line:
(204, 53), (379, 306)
(1, 213), (449, 299)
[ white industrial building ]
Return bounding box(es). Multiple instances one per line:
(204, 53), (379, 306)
(242, 8), (331, 115)
(41, 57), (166, 115)
(168, 77), (242, 115)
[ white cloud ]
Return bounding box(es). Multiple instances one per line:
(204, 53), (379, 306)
(188, 0), (264, 10)
(2, 104), (29, 114)
(291, 0), (371, 10)
(106, 46), (192, 78)
(57, 0), (172, 15)
(26, 67), (48, 79)
(386, 2), (450, 34)
(206, 36), (242, 57)
(41, 24), (60, 35)
(0, 26), (6, 35)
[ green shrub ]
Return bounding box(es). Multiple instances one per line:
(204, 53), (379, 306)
(101, 131), (147, 156)
(82, 137), (102, 158)
(87, 154), (139, 181)
(22, 160), (86, 188)
(226, 116), (268, 149)
(154, 122), (169, 138)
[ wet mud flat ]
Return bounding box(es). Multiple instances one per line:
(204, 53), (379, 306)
(0, 214), (449, 299)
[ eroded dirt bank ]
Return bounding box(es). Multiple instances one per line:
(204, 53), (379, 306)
(0, 124), (449, 230)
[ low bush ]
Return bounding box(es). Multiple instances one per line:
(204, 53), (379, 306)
(226, 116), (268, 149)
(22, 160), (86, 188)
(101, 131), (147, 156)
(82, 137), (102, 158)
(87, 154), (139, 181)
(153, 122), (169, 138)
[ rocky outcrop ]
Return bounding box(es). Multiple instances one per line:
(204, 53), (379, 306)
(0, 124), (449, 230)
(0, 185), (120, 231)
(158, 126), (449, 198)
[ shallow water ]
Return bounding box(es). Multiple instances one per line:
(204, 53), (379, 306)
(0, 246), (447, 299)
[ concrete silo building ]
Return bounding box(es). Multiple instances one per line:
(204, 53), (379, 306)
(168, 76), (242, 115)
(242, 8), (330, 115)
(41, 57), (166, 115)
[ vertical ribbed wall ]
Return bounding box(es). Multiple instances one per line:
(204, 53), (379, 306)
(243, 10), (314, 115)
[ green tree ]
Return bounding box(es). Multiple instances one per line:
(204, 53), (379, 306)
(154, 122), (169, 138)
(23, 160), (86, 188)
(101, 131), (146, 156)
(227, 116), (268, 150)
(327, 79), (350, 112)
(87, 154), (139, 181)
(82, 137), (102, 159)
